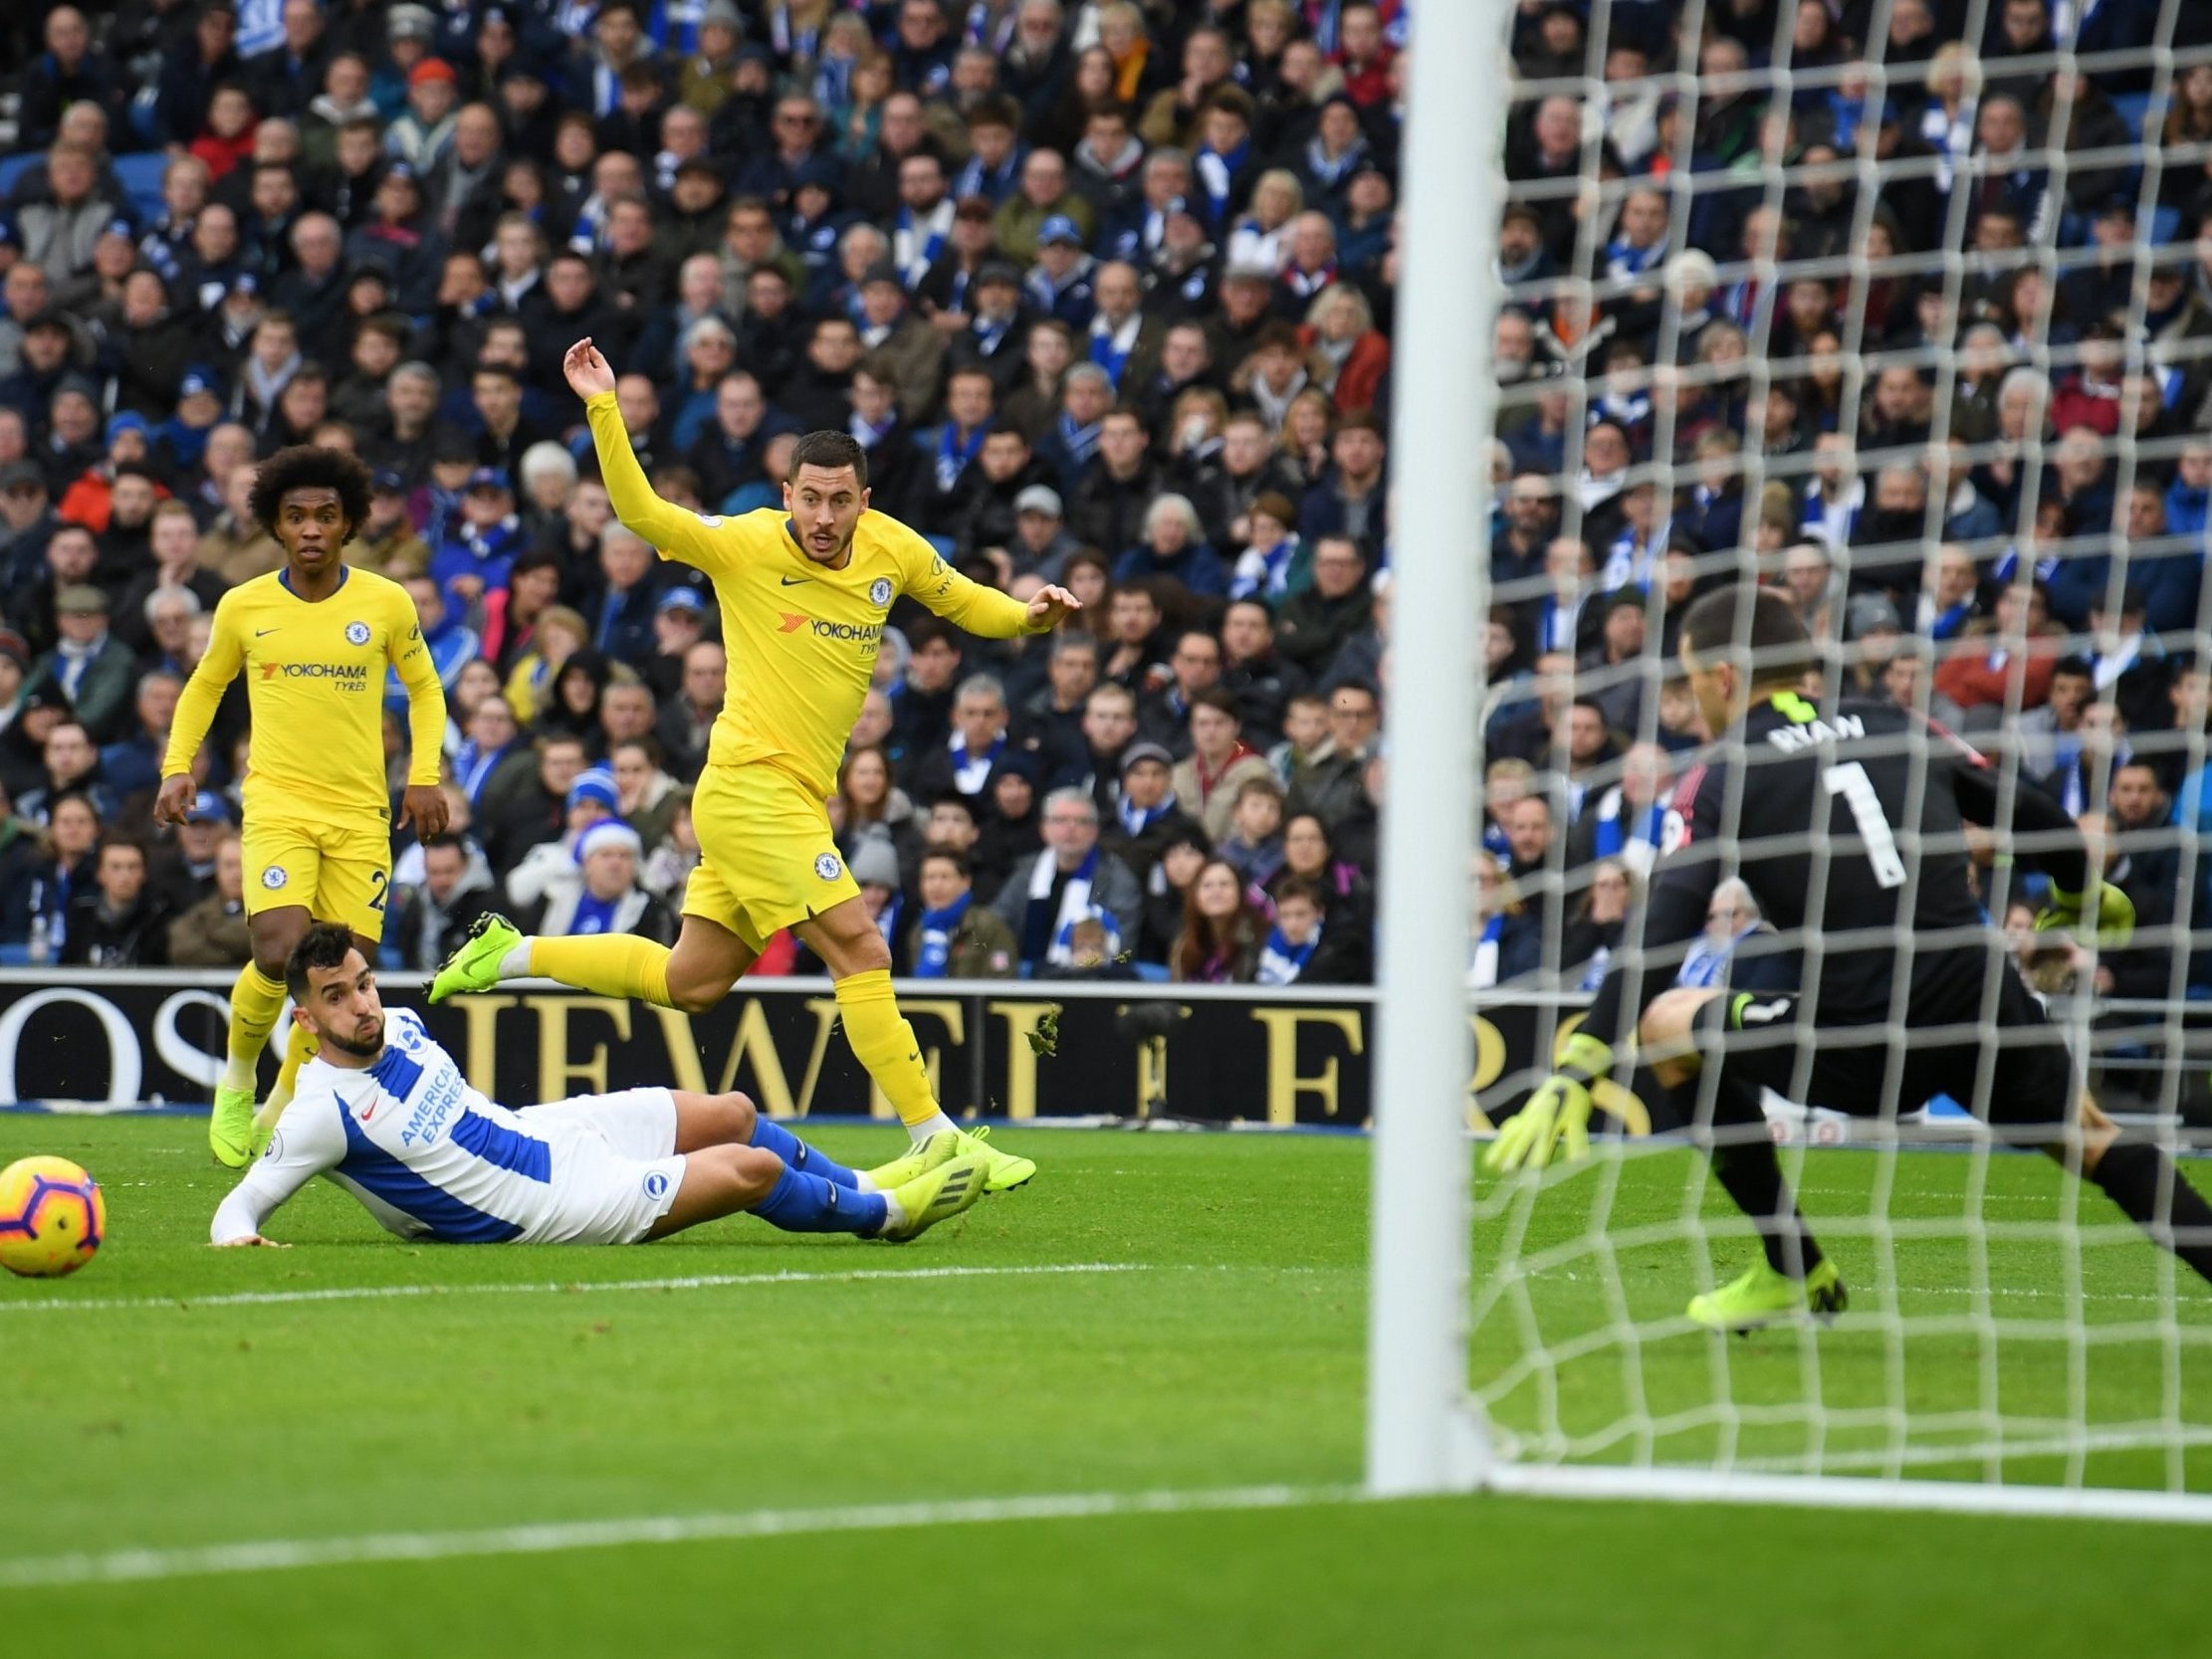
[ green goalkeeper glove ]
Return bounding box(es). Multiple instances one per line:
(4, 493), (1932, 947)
(2036, 880), (2135, 948)
(1484, 1031), (1616, 1175)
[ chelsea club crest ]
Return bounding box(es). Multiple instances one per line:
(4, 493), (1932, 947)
(344, 621), (371, 646)
(814, 853), (842, 881)
(869, 577), (893, 607)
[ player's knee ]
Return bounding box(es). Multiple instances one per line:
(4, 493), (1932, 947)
(250, 922), (303, 979)
(726, 1143), (782, 1205)
(716, 1091), (758, 1143)
(663, 977), (721, 1016)
(662, 960), (729, 1015)
(823, 924), (892, 980)
(1639, 989), (1707, 1050)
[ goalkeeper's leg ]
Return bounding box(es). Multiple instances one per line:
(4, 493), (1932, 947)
(1644, 988), (1827, 1280)
(1644, 989), (1845, 1330)
(2046, 1093), (2212, 1286)
(1980, 970), (2212, 1285)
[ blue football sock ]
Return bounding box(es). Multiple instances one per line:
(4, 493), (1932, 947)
(749, 1116), (859, 1188)
(750, 1165), (887, 1236)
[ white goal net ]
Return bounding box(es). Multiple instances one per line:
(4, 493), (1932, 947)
(1375, 0), (2212, 1516)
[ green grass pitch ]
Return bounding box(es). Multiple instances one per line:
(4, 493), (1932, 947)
(3, 1116), (2207, 1656)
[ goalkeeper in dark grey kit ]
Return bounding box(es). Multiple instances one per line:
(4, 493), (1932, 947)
(1488, 587), (2212, 1330)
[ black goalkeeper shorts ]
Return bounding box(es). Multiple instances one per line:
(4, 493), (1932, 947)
(1692, 953), (2077, 1135)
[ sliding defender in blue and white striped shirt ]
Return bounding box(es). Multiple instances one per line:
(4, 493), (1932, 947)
(210, 926), (987, 1249)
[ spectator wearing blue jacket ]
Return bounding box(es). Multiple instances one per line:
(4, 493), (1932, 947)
(389, 572), (481, 709)
(2165, 440), (2211, 541)
(430, 468), (525, 617)
(585, 524), (664, 665)
(1112, 495), (1230, 598)
(1295, 413), (1390, 566)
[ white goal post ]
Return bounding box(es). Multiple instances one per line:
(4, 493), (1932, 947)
(1368, 0), (2212, 1523)
(1365, 0), (1505, 1497)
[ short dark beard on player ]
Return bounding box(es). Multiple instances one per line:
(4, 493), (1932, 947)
(321, 1021), (385, 1060)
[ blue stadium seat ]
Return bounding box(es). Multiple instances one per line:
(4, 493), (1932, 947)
(0, 153), (38, 202)
(112, 152), (171, 226)
(2150, 205), (2182, 247)
(2109, 91), (2157, 138)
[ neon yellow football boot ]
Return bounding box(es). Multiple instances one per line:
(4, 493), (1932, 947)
(876, 1152), (990, 1242)
(949, 1125), (1034, 1193)
(1687, 1258), (1848, 1333)
(861, 1129), (963, 1191)
(209, 1084), (259, 1168)
(429, 913), (522, 1003)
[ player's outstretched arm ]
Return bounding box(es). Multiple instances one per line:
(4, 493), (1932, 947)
(156, 593), (250, 823)
(1951, 749), (2091, 895)
(898, 523), (1081, 639)
(564, 338), (724, 570)
(208, 1105), (339, 1245)
(386, 587), (450, 839)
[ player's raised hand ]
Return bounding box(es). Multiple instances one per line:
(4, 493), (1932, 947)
(398, 783), (450, 840)
(2036, 879), (2136, 948)
(1025, 584), (1082, 631)
(152, 773), (197, 827)
(1483, 1031), (1615, 1176)
(563, 338), (617, 401)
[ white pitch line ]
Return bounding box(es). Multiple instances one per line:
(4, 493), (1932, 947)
(0, 1483), (1364, 1590)
(0, 1261), (1148, 1316)
(1526, 1267), (2206, 1309)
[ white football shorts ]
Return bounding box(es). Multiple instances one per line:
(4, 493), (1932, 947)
(517, 1087), (686, 1245)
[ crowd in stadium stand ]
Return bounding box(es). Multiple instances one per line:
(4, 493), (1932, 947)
(0, 0), (2203, 1004)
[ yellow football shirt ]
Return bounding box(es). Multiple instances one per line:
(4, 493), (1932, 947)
(585, 391), (1042, 799)
(163, 567), (446, 827)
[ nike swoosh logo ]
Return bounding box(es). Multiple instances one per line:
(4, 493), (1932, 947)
(256, 628), (281, 637)
(779, 575), (813, 586)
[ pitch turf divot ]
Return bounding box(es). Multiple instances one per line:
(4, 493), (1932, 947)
(0, 1261), (1150, 1315)
(0, 1484), (1367, 1589)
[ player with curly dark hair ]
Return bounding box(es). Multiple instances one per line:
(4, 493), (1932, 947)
(245, 444), (375, 550)
(153, 445), (451, 1169)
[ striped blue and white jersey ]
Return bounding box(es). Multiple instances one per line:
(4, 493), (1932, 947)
(211, 1008), (564, 1245)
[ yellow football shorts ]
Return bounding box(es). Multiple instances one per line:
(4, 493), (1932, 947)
(241, 812), (394, 940)
(684, 760), (860, 952)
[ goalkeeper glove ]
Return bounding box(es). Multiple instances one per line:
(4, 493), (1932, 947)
(2036, 880), (2135, 948)
(1484, 1030), (1616, 1175)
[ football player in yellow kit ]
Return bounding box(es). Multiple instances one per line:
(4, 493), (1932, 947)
(156, 446), (449, 1167)
(431, 339), (1077, 1192)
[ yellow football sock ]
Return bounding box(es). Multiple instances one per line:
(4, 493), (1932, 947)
(258, 1022), (319, 1128)
(528, 933), (674, 1006)
(222, 963), (287, 1094)
(836, 968), (952, 1136)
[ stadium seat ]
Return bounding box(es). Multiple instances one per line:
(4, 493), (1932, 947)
(2108, 91), (2157, 138)
(112, 152), (171, 226)
(0, 152), (38, 202)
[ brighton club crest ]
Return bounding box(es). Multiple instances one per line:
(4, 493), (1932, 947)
(869, 577), (893, 607)
(344, 621), (371, 646)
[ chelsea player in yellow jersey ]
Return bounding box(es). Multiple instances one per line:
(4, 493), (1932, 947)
(156, 446), (450, 1167)
(431, 339), (1079, 1193)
